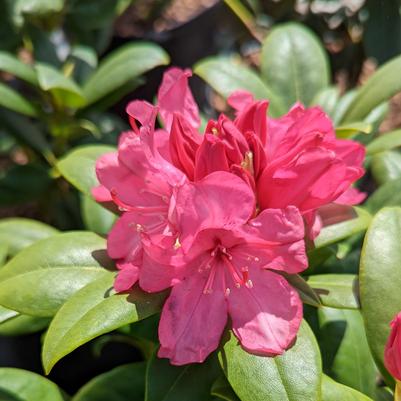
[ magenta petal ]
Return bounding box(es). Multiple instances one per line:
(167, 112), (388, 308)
(157, 67), (200, 131)
(114, 264), (139, 293)
(126, 100), (157, 133)
(158, 267), (228, 365)
(92, 185), (112, 202)
(335, 187), (366, 205)
(228, 268), (302, 356)
(227, 90), (254, 111)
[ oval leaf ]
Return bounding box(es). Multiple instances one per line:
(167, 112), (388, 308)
(57, 145), (115, 196)
(0, 368), (64, 401)
(371, 151), (401, 185)
(194, 56), (285, 117)
(260, 22), (330, 109)
(360, 207), (401, 381)
(83, 42), (169, 105)
(219, 320), (322, 401)
(72, 363), (145, 401)
(42, 275), (166, 373)
(322, 375), (374, 401)
(306, 274), (359, 310)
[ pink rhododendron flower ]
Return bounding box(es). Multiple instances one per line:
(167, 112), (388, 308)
(385, 312), (401, 381)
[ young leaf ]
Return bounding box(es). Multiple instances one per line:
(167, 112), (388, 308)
(260, 22), (330, 110)
(72, 363), (145, 401)
(57, 145), (116, 196)
(83, 42), (169, 105)
(0, 368), (65, 401)
(42, 275), (167, 373)
(335, 122), (373, 139)
(306, 274), (359, 310)
(194, 57), (286, 117)
(360, 207), (401, 382)
(145, 352), (221, 401)
(219, 321), (322, 401)
(318, 308), (377, 397)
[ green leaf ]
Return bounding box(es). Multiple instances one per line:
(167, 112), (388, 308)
(260, 22), (330, 110)
(0, 83), (38, 117)
(14, 0), (64, 18)
(360, 207), (401, 382)
(335, 122), (373, 139)
(72, 363), (145, 401)
(321, 374), (374, 401)
(0, 231), (110, 281)
(211, 376), (241, 401)
(314, 208), (372, 249)
(280, 273), (321, 307)
(0, 314), (50, 336)
(0, 217), (58, 257)
(342, 54), (401, 123)
(35, 62), (87, 108)
(318, 308), (377, 397)
(57, 145), (116, 196)
(0, 368), (64, 401)
(371, 150), (401, 185)
(81, 194), (116, 235)
(366, 130), (401, 155)
(365, 178), (401, 213)
(311, 87), (339, 118)
(332, 90), (357, 125)
(42, 275), (166, 373)
(83, 42), (169, 105)
(219, 320), (322, 401)
(0, 51), (38, 85)
(146, 352), (220, 401)
(306, 274), (359, 310)
(194, 56), (286, 117)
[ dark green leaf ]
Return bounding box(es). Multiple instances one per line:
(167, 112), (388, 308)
(306, 274), (359, 310)
(365, 178), (401, 213)
(0, 51), (38, 85)
(321, 374), (374, 401)
(371, 151), (401, 185)
(146, 352), (220, 401)
(211, 376), (241, 401)
(194, 57), (286, 117)
(83, 42), (169, 105)
(219, 321), (322, 401)
(0, 368), (65, 401)
(360, 207), (401, 382)
(280, 273), (321, 307)
(72, 363), (145, 401)
(318, 308), (377, 397)
(57, 145), (115, 196)
(260, 22), (330, 109)
(42, 275), (166, 373)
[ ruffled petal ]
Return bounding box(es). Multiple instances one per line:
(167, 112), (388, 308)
(125, 100), (157, 133)
(158, 266), (227, 365)
(114, 264), (139, 293)
(228, 268), (302, 355)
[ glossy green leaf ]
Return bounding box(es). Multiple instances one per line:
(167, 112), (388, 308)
(318, 308), (377, 397)
(0, 231), (110, 281)
(371, 150), (401, 185)
(57, 145), (115, 196)
(365, 178), (401, 213)
(0, 217), (58, 257)
(194, 57), (285, 117)
(0, 306), (18, 325)
(81, 194), (116, 235)
(146, 352), (220, 401)
(306, 274), (359, 310)
(342, 55), (401, 123)
(83, 42), (169, 105)
(366, 130), (401, 155)
(0, 267), (111, 317)
(335, 122), (373, 139)
(311, 87), (339, 118)
(314, 208), (372, 249)
(260, 22), (330, 109)
(0, 314), (50, 336)
(43, 275), (166, 373)
(219, 321), (322, 401)
(321, 375), (374, 401)
(0, 51), (38, 85)
(360, 207), (401, 381)
(35, 62), (87, 108)
(0, 244), (7, 267)
(0, 368), (65, 401)
(0, 83), (37, 116)
(72, 363), (145, 401)
(211, 376), (241, 401)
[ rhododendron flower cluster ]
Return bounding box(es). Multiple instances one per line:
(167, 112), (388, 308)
(93, 68), (365, 365)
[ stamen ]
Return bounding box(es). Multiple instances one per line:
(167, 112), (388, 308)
(245, 280), (253, 288)
(111, 189), (168, 214)
(174, 238), (181, 249)
(241, 151), (254, 176)
(203, 264), (217, 294)
(222, 255), (243, 287)
(211, 127), (219, 136)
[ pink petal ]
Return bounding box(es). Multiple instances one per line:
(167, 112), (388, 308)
(157, 67), (200, 131)
(228, 268), (302, 355)
(114, 264), (139, 293)
(125, 100), (157, 133)
(92, 185), (112, 202)
(335, 187), (366, 205)
(385, 312), (401, 380)
(227, 90), (255, 111)
(158, 265), (228, 365)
